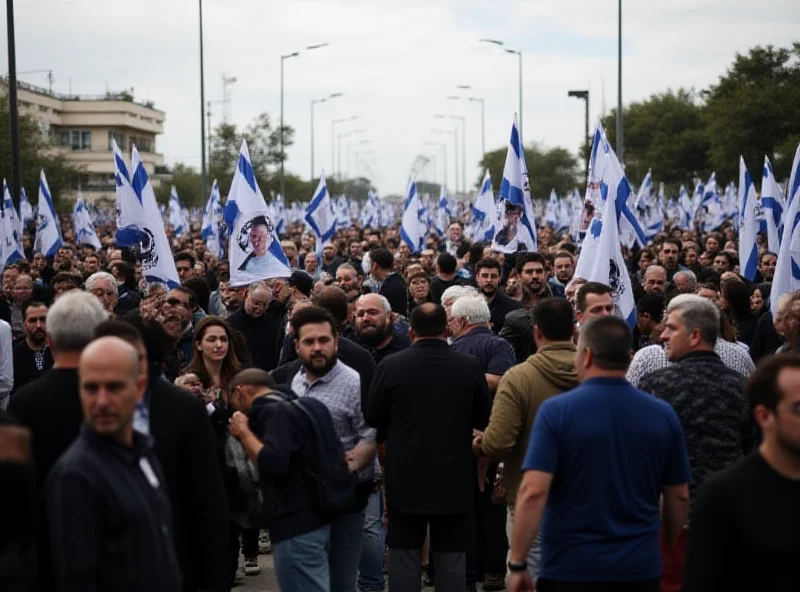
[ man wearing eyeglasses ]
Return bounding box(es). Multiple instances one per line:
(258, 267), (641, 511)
(85, 272), (119, 317)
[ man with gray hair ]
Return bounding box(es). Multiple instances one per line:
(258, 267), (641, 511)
(85, 271), (119, 316)
(8, 291), (108, 490)
(638, 294), (752, 592)
(228, 280), (286, 372)
(672, 270), (697, 294)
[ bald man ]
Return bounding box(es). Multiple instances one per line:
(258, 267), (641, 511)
(44, 337), (181, 591)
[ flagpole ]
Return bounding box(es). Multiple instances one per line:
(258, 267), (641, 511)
(199, 0), (207, 205)
(6, 0), (21, 211)
(617, 0), (624, 162)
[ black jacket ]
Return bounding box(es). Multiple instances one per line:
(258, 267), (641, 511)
(488, 290), (522, 334)
(149, 378), (231, 592)
(271, 336), (376, 414)
(378, 273), (408, 317)
(750, 311), (783, 363)
(430, 276), (462, 305)
(367, 340), (491, 515)
(11, 341), (53, 394)
(228, 301), (286, 372)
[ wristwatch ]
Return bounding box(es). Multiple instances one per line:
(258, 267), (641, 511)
(507, 560), (528, 572)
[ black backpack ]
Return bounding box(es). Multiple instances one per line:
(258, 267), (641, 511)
(277, 395), (357, 517)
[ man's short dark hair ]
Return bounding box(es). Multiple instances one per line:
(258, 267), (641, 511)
(576, 282), (612, 313)
(662, 238), (682, 252)
(314, 286), (349, 326)
(370, 248), (394, 270)
(455, 242), (471, 259)
(174, 252), (196, 268)
(515, 252), (545, 274)
(580, 316), (632, 371)
(291, 306), (338, 340)
(184, 278), (210, 313)
(559, 243), (577, 256)
(171, 285), (197, 309)
(636, 293), (665, 323)
(553, 250), (575, 263)
(714, 251), (735, 266)
(50, 272), (81, 289)
(469, 243), (484, 264)
(475, 258), (501, 275)
(94, 319), (143, 344)
(21, 300), (47, 320)
(289, 270), (314, 297)
(385, 237), (399, 250)
(437, 253), (457, 274)
(230, 368), (276, 390)
(746, 354), (800, 413)
(409, 302), (447, 338)
(759, 251), (777, 263)
(532, 298), (574, 341)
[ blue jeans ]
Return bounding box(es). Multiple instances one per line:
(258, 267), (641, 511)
(273, 525), (331, 592)
(358, 490), (386, 591)
(330, 508), (366, 592)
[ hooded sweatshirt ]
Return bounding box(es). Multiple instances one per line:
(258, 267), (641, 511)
(482, 342), (579, 505)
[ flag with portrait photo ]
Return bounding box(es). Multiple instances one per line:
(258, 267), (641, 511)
(1, 180), (24, 268)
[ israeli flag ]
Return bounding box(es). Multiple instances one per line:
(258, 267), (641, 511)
(34, 170), (63, 257)
(771, 144), (800, 315)
(702, 173), (726, 232)
(168, 187), (189, 237)
(435, 186), (450, 237)
(304, 171), (336, 257)
(678, 185), (693, 230)
(545, 189), (559, 229)
(472, 170), (498, 242)
(401, 176), (425, 254)
(224, 140), (290, 286)
(494, 114), (537, 253)
(72, 192), (102, 250)
(577, 152), (636, 328)
(1, 180), (24, 267)
(761, 155), (784, 253)
(335, 195), (350, 228)
(201, 180), (223, 257)
(19, 187), (34, 229)
(273, 194), (286, 236)
(738, 156), (760, 281)
(634, 169), (653, 212)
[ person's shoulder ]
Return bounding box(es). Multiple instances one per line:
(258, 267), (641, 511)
(12, 339), (30, 355)
(154, 379), (207, 411)
(339, 337), (375, 363)
(9, 371), (62, 408)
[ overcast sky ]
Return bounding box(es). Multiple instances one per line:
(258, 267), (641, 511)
(3, 0), (798, 197)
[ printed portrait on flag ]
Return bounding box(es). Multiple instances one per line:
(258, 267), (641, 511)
(494, 202), (533, 252)
(236, 214), (286, 276)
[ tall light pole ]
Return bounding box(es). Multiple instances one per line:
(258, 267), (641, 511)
(6, 0), (21, 210)
(425, 141), (447, 188)
(433, 125), (458, 194)
(617, 0), (624, 162)
(338, 129), (365, 179)
(310, 92), (342, 182)
(199, 0), (207, 203)
(280, 42), (328, 197)
(332, 115), (360, 179)
(567, 90), (590, 182)
(448, 91), (486, 160)
(436, 114), (465, 193)
(480, 39), (523, 141)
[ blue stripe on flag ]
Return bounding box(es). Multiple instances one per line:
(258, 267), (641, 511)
(238, 154), (257, 193)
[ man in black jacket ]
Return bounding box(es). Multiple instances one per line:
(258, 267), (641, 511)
(228, 369), (333, 592)
(369, 248), (408, 317)
(367, 303), (492, 591)
(476, 258), (521, 333)
(12, 300), (54, 393)
(228, 282), (286, 372)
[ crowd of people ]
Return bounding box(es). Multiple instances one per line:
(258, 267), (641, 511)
(0, 210), (798, 592)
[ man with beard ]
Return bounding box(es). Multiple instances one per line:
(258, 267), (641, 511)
(151, 286), (196, 380)
(209, 273), (246, 319)
(0, 266), (19, 324)
(476, 258), (521, 334)
(516, 252), (553, 310)
(354, 294), (409, 365)
(12, 301), (54, 393)
(348, 239), (364, 271)
(290, 306), (378, 592)
(228, 282), (285, 373)
(9, 273), (34, 337)
(548, 251), (574, 296)
(322, 242), (345, 276)
(336, 263), (363, 305)
(756, 251), (777, 283)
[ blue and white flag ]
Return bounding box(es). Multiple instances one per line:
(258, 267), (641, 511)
(634, 169), (653, 213)
(472, 170), (498, 242)
(738, 156), (760, 281)
(224, 141), (290, 286)
(272, 194), (286, 236)
(304, 171), (336, 257)
(401, 176), (425, 254)
(19, 187), (34, 229)
(1, 180), (24, 267)
(335, 195), (350, 228)
(201, 180), (223, 257)
(34, 170), (63, 257)
(771, 143), (800, 315)
(494, 114), (537, 253)
(72, 192), (102, 250)
(360, 190), (380, 229)
(678, 185), (693, 230)
(545, 189), (559, 229)
(577, 152), (636, 328)
(168, 186), (189, 237)
(118, 146), (180, 287)
(761, 155), (784, 253)
(435, 186), (450, 237)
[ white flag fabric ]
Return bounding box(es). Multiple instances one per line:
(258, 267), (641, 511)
(761, 155), (784, 253)
(472, 171), (498, 242)
(34, 170), (63, 257)
(224, 140), (290, 286)
(168, 186), (189, 237)
(361, 190), (380, 229)
(304, 172), (336, 257)
(770, 143), (800, 315)
(494, 114), (537, 253)
(578, 153), (636, 328)
(72, 192), (102, 250)
(201, 180), (223, 257)
(1, 180), (24, 268)
(738, 156), (760, 281)
(19, 187), (34, 229)
(634, 169), (653, 212)
(435, 186), (450, 237)
(400, 176), (425, 254)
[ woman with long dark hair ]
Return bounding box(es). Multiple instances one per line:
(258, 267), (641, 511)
(184, 316), (242, 404)
(721, 279), (758, 348)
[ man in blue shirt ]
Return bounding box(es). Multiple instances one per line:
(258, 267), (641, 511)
(507, 316), (691, 592)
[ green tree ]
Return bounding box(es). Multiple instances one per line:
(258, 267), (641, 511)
(476, 143), (581, 198)
(0, 95), (82, 207)
(601, 89), (710, 192)
(154, 163), (201, 205)
(703, 43), (800, 181)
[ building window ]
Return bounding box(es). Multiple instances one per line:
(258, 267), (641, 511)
(108, 130), (124, 151)
(130, 135), (153, 153)
(57, 130), (92, 150)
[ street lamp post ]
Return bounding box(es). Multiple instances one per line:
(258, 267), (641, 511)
(332, 116), (360, 179)
(450, 116), (466, 194)
(5, 0), (20, 210)
(568, 90), (590, 182)
(448, 92), (486, 161)
(480, 39), (523, 141)
(310, 92), (342, 182)
(434, 126), (458, 195)
(199, 0), (207, 203)
(617, 0), (624, 161)
(425, 141), (447, 189)
(280, 42), (328, 197)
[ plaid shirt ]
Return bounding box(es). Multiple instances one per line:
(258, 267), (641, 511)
(292, 360), (377, 483)
(627, 340), (755, 388)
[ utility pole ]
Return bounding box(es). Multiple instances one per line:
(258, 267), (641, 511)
(617, 0), (624, 162)
(199, 0), (207, 203)
(6, 0), (21, 210)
